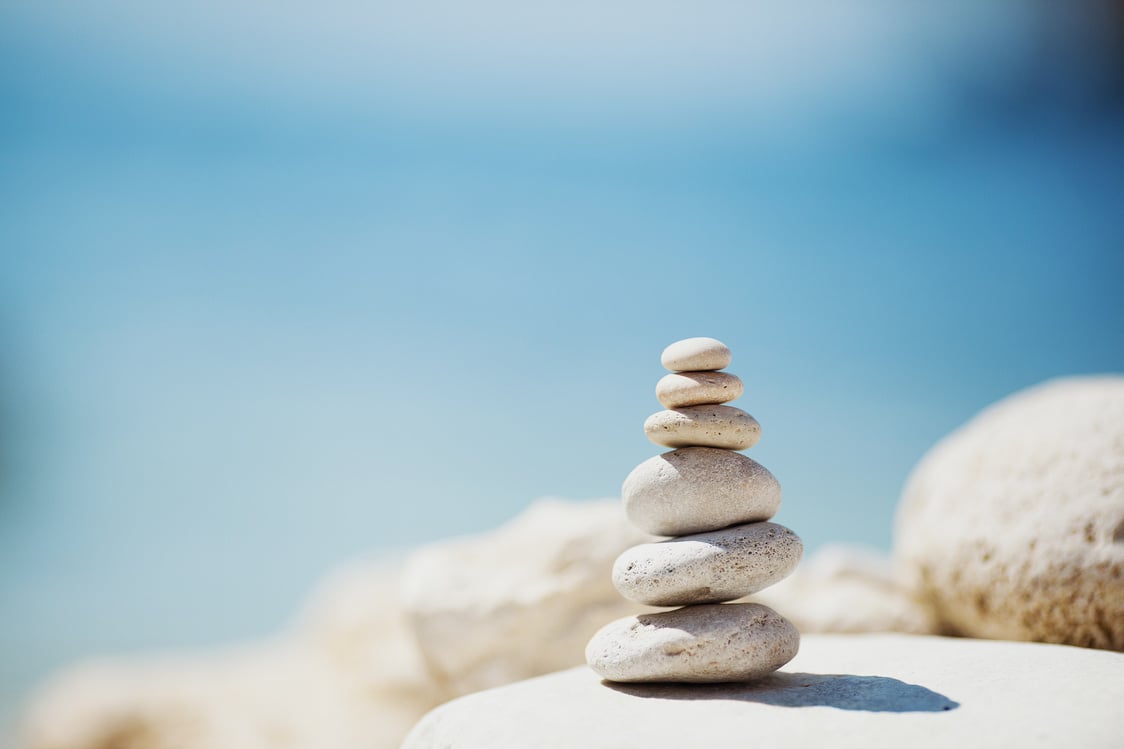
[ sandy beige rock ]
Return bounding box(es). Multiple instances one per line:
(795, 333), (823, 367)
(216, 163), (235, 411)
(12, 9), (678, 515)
(643, 405), (761, 450)
(401, 499), (654, 696)
(749, 544), (938, 635)
(614, 522), (803, 606)
(585, 603), (798, 683)
(895, 376), (1124, 650)
(623, 447), (781, 536)
(656, 371), (744, 409)
(21, 562), (438, 749)
(660, 337), (731, 372)
(18, 500), (659, 749)
(406, 635), (1124, 749)
(21, 644), (420, 749)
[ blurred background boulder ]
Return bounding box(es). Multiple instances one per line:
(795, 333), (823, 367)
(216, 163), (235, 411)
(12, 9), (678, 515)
(895, 377), (1124, 650)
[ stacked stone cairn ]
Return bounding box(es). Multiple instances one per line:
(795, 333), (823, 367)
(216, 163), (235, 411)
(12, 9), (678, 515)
(586, 337), (803, 682)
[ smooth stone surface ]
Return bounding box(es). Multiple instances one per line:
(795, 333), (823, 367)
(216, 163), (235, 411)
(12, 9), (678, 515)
(401, 499), (654, 697)
(895, 376), (1124, 650)
(585, 603), (799, 682)
(643, 405), (761, 450)
(404, 635), (1124, 749)
(656, 371), (744, 409)
(660, 337), (732, 372)
(623, 447), (781, 536)
(613, 522), (803, 606)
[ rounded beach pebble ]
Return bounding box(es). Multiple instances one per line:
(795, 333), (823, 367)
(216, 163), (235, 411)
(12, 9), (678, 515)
(660, 337), (732, 373)
(613, 522), (803, 606)
(895, 376), (1124, 650)
(656, 371), (744, 409)
(585, 603), (799, 682)
(643, 405), (761, 451)
(622, 447), (781, 536)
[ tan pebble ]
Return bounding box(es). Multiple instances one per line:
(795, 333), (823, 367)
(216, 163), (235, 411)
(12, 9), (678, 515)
(643, 405), (760, 450)
(613, 522), (803, 606)
(660, 337), (731, 372)
(585, 603), (799, 682)
(656, 371), (744, 409)
(622, 447), (781, 536)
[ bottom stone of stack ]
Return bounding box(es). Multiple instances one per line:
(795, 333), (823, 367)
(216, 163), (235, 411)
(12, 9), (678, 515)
(585, 603), (798, 683)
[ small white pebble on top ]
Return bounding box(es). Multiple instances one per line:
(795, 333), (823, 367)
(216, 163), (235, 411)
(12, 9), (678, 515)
(660, 337), (732, 372)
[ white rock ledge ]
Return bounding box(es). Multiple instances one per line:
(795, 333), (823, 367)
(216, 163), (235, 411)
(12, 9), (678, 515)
(403, 634), (1124, 749)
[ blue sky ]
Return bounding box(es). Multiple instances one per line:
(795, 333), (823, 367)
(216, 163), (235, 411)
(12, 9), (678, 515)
(1, 0), (1122, 734)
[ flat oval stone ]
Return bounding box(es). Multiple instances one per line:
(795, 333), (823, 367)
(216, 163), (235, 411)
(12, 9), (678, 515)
(656, 371), (744, 409)
(622, 447), (781, 536)
(613, 522), (803, 606)
(660, 337), (732, 372)
(643, 405), (761, 450)
(585, 603), (799, 682)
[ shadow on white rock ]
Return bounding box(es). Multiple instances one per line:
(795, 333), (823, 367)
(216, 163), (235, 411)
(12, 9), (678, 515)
(404, 634), (1124, 749)
(604, 671), (958, 712)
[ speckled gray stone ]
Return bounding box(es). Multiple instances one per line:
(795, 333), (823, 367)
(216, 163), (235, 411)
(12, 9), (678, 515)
(622, 447), (782, 536)
(613, 522), (803, 606)
(656, 371), (744, 409)
(585, 603), (799, 682)
(660, 337), (732, 373)
(643, 405), (761, 451)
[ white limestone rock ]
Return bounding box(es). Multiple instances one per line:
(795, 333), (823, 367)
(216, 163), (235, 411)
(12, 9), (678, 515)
(21, 562), (439, 749)
(585, 603), (799, 683)
(643, 405), (761, 450)
(655, 371), (744, 409)
(405, 634), (1124, 749)
(623, 447), (781, 536)
(401, 498), (654, 696)
(894, 376), (1124, 650)
(613, 522), (803, 606)
(21, 644), (422, 749)
(660, 337), (732, 372)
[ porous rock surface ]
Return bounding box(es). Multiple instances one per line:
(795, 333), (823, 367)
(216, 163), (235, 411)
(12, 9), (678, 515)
(404, 634), (1124, 749)
(894, 376), (1124, 650)
(613, 522), (803, 606)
